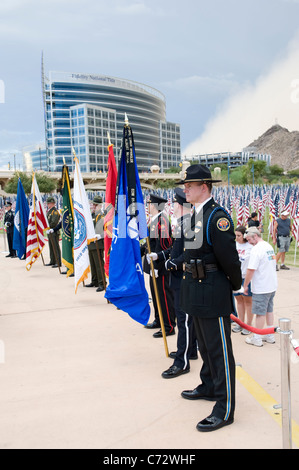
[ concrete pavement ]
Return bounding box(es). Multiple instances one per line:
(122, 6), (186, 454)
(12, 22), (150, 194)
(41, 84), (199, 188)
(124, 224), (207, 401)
(0, 233), (299, 450)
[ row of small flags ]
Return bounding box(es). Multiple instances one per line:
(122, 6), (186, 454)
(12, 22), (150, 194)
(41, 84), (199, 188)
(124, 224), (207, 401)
(2, 176), (299, 254)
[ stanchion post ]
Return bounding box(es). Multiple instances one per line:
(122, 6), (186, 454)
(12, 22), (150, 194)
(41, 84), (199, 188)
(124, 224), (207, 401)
(279, 318), (292, 449)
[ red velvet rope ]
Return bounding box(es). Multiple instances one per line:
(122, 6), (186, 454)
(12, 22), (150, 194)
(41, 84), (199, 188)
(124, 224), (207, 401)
(230, 314), (277, 335)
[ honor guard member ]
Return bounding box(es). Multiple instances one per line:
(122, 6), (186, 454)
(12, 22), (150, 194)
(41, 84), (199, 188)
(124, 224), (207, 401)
(47, 221), (72, 276)
(86, 196), (105, 292)
(147, 188), (198, 378)
(46, 196), (61, 268)
(4, 201), (17, 258)
(143, 194), (176, 337)
(179, 164), (242, 432)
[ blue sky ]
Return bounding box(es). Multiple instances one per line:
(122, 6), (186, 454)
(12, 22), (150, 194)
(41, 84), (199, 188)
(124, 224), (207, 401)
(0, 0), (299, 170)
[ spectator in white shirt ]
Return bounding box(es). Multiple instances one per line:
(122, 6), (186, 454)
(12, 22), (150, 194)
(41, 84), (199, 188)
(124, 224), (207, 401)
(233, 226), (253, 335)
(243, 227), (277, 347)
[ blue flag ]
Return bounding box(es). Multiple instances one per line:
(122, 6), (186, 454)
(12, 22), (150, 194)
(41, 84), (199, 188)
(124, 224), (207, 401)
(105, 123), (150, 325)
(13, 178), (29, 259)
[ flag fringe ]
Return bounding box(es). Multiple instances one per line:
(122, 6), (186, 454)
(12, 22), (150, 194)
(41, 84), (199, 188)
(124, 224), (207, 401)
(75, 266), (90, 294)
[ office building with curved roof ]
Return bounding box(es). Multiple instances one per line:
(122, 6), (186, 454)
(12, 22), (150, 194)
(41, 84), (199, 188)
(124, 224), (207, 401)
(43, 71), (181, 173)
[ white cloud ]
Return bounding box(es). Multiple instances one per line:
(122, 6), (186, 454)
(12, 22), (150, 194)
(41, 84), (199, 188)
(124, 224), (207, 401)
(161, 74), (242, 98)
(115, 2), (151, 15)
(183, 34), (299, 156)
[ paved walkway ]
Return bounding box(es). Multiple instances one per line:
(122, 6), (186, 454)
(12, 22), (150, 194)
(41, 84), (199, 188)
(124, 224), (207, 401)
(0, 234), (299, 450)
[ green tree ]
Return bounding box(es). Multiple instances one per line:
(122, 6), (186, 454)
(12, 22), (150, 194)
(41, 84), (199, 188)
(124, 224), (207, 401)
(5, 172), (57, 194)
(164, 166), (181, 174)
(242, 159), (267, 184)
(268, 164), (284, 176)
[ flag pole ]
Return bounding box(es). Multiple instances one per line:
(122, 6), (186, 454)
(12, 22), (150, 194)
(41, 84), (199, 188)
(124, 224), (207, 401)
(146, 237), (169, 357)
(125, 114), (167, 353)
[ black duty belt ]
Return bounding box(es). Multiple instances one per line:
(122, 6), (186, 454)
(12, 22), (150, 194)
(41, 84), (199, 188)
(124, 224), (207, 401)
(183, 263), (218, 273)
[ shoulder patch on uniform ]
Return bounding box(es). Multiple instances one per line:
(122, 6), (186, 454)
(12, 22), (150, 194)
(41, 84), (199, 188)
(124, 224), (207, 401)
(217, 217), (230, 231)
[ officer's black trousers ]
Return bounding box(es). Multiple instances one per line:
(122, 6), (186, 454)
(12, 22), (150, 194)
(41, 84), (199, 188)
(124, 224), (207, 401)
(7, 231), (16, 256)
(173, 288), (197, 369)
(150, 273), (175, 333)
(192, 315), (235, 421)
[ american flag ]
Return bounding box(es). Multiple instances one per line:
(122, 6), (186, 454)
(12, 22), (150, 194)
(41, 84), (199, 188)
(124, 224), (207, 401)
(237, 196), (245, 226)
(26, 175), (49, 270)
(292, 201), (299, 247)
(268, 192), (279, 242)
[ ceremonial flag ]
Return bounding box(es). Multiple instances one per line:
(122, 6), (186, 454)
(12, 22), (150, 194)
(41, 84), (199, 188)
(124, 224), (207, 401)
(13, 178), (29, 259)
(105, 119), (150, 325)
(61, 165), (74, 277)
(73, 155), (96, 292)
(104, 140), (117, 277)
(26, 174), (49, 270)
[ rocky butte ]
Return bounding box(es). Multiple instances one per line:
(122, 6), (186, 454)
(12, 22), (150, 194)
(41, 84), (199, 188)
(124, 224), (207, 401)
(245, 124), (299, 171)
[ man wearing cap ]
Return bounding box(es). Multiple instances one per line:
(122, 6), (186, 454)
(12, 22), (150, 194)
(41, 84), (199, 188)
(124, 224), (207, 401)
(273, 210), (292, 270)
(143, 193), (176, 337)
(86, 196), (105, 292)
(147, 188), (198, 377)
(4, 201), (17, 258)
(46, 197), (61, 268)
(179, 164), (242, 432)
(243, 226), (277, 347)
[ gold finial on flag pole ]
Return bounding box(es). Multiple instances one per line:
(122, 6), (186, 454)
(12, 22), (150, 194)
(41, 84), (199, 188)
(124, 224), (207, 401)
(124, 113), (129, 126)
(107, 131), (111, 146)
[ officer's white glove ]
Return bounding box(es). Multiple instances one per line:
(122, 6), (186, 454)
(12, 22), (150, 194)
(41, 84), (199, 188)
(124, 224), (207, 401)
(150, 269), (159, 278)
(47, 229), (54, 234)
(165, 259), (177, 271)
(4, 222), (9, 228)
(146, 252), (158, 264)
(233, 286), (244, 294)
(95, 234), (102, 240)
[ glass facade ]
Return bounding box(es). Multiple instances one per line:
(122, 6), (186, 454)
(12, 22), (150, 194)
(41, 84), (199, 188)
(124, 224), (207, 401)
(23, 144), (48, 172)
(43, 71), (181, 172)
(70, 103), (117, 173)
(160, 121), (181, 172)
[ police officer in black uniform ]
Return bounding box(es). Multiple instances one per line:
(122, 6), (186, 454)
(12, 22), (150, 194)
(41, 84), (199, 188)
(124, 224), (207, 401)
(179, 165), (242, 432)
(148, 188), (198, 378)
(143, 194), (175, 337)
(4, 201), (17, 258)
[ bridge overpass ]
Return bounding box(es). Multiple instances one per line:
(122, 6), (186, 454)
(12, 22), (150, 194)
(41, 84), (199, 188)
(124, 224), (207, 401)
(0, 168), (186, 195)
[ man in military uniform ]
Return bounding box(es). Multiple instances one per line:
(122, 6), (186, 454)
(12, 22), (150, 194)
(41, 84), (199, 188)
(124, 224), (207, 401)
(147, 188), (198, 377)
(143, 194), (175, 337)
(46, 196), (61, 268)
(179, 164), (242, 432)
(85, 196), (105, 292)
(4, 201), (17, 258)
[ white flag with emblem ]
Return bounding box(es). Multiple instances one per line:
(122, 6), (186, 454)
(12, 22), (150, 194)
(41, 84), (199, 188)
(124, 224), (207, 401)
(73, 156), (96, 292)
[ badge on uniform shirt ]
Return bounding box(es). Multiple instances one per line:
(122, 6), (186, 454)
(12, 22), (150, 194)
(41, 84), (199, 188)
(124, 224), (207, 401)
(217, 218), (230, 231)
(194, 220), (202, 233)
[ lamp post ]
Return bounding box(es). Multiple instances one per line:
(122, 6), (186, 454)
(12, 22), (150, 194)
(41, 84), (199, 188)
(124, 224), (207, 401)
(251, 163), (254, 185)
